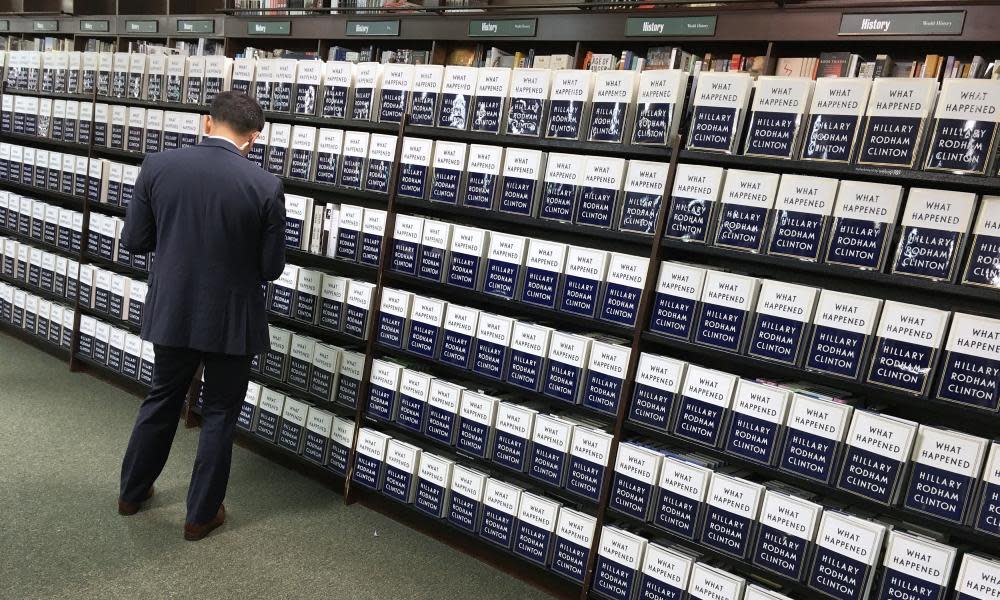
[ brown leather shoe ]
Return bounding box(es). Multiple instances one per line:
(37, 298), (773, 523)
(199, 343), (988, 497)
(184, 505), (226, 541)
(118, 486), (155, 516)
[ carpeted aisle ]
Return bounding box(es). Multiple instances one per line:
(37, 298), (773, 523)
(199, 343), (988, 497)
(0, 332), (553, 600)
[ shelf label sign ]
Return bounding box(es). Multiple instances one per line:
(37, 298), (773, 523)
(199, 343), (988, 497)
(248, 20), (290, 35)
(469, 18), (537, 37)
(839, 11), (965, 35)
(33, 20), (58, 32)
(80, 19), (109, 32)
(346, 20), (399, 36)
(126, 20), (158, 33)
(177, 19), (214, 34)
(625, 16), (716, 37)
(0, 20), (9, 32)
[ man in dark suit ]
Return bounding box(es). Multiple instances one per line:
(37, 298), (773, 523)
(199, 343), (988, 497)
(117, 92), (286, 541)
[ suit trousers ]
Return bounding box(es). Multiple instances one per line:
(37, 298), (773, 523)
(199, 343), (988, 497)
(119, 345), (251, 525)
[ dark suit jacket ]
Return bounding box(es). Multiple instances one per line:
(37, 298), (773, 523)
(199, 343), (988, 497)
(122, 137), (286, 356)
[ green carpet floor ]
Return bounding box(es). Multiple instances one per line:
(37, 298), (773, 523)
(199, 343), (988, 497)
(0, 332), (555, 600)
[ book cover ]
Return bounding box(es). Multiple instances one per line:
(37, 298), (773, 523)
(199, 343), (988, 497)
(804, 289), (882, 380)
(483, 232), (526, 300)
(335, 204), (364, 262)
(277, 397), (309, 453)
(876, 531), (955, 600)
(456, 390), (499, 458)
(390, 214), (424, 277)
(520, 238), (567, 310)
(857, 78), (937, 168)
(652, 455), (710, 540)
(253, 388), (286, 444)
(904, 425), (987, 523)
(542, 332), (592, 405)
(480, 478), (522, 549)
(743, 76), (815, 159)
(418, 220), (452, 283)
(145, 54), (165, 102)
(302, 407), (333, 465)
(397, 137), (433, 200)
(266, 123), (291, 176)
(807, 511), (886, 600)
(461, 144), (504, 211)
(315, 128), (344, 185)
(588, 70), (638, 144)
(866, 300), (950, 395)
(538, 153), (585, 223)
(447, 465), (488, 533)
(396, 368), (432, 433)
(560, 246), (609, 319)
(377, 63), (413, 124)
(801, 78), (871, 163)
(671, 365), (738, 447)
(825, 180), (903, 270)
(694, 271), (759, 353)
(414, 453), (454, 518)
(349, 62), (381, 122)
(724, 380), (792, 464)
(583, 341), (631, 416)
(546, 69), (592, 140)
(293, 268), (322, 324)
(936, 312), (1000, 410)
(627, 352), (686, 431)
(752, 489), (822, 582)
(618, 160), (670, 235)
(203, 56), (231, 106)
(320, 61), (352, 120)
(376, 287), (411, 349)
(309, 343), (342, 402)
(575, 156), (625, 229)
(505, 321), (552, 392)
(327, 416), (354, 475)
(471, 312), (513, 381)
(891, 188), (976, 282)
(270, 59), (297, 113)
(529, 414), (575, 487)
(699, 473), (764, 559)
(649, 262), (707, 341)
(339, 131), (369, 190)
(352, 428), (390, 490)
(288, 125), (317, 181)
(837, 410), (918, 504)
(185, 56), (205, 105)
(446, 225), (489, 290)
(600, 253), (649, 327)
(962, 195), (1000, 288)
(925, 79), (1000, 174)
(410, 65), (444, 127)
(438, 66), (477, 130)
(364, 134), (396, 194)
(593, 526), (647, 600)
(318, 274), (348, 332)
(425, 378), (465, 444)
(366, 359), (403, 422)
(498, 148), (545, 217)
(383, 439), (422, 504)
(713, 169), (780, 253)
(429, 141), (467, 205)
(512, 492), (560, 565)
(230, 58), (254, 97)
(747, 279), (819, 366)
(767, 174), (838, 261)
(505, 68), (550, 137)
(490, 401), (537, 472)
(343, 280), (375, 339)
(165, 54), (186, 104)
(687, 72), (753, 154)
(633, 69), (688, 146)
(566, 425), (612, 501)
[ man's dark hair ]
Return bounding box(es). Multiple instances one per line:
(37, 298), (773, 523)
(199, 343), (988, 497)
(209, 92), (265, 135)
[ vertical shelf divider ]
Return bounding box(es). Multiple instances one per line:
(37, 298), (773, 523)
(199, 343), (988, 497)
(68, 82), (99, 373)
(579, 133), (682, 600)
(344, 114), (408, 504)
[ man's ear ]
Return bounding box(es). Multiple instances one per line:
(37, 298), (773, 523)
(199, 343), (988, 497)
(202, 115), (213, 136)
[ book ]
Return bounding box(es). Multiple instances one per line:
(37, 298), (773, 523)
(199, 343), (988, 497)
(461, 145), (504, 211)
(877, 531), (956, 600)
(276, 397), (309, 453)
(801, 78), (871, 163)
(344, 280), (375, 339)
(592, 526), (647, 600)
(414, 452), (455, 519)
(471, 311), (513, 381)
(309, 342), (342, 401)
(111, 52), (129, 98)
(184, 56), (205, 105)
(617, 160), (670, 235)
(377, 63), (413, 124)
(693, 271), (760, 353)
(808, 511), (886, 600)
(587, 70), (638, 144)
(270, 58), (297, 113)
(266, 122), (291, 175)
(327, 416), (354, 475)
(538, 153), (584, 223)
(396, 368), (433, 433)
(126, 107), (146, 154)
(825, 180), (903, 271)
(479, 478), (522, 549)
(293, 268), (322, 324)
(247, 121), (268, 168)
(321, 61), (352, 119)
(546, 69), (592, 141)
(203, 56), (231, 105)
(671, 364), (738, 448)
(541, 332), (591, 405)
(230, 58), (254, 97)
(417, 220), (452, 283)
(804, 289), (882, 380)
(747, 279), (819, 367)
(382, 439), (421, 504)
(687, 72), (754, 154)
(512, 492), (560, 565)
(650, 454), (710, 541)
(390, 214), (425, 277)
(559, 246), (609, 319)
(891, 188), (976, 281)
(282, 193), (313, 250)
(339, 131), (369, 190)
(700, 473), (764, 559)
(599, 253), (648, 327)
(428, 141), (467, 205)
(397, 137), (433, 200)
(302, 407), (333, 465)
(319, 273), (347, 332)
(582, 340), (631, 416)
(725, 380), (793, 465)
(498, 148), (545, 217)
(363, 134), (396, 194)
(505, 68), (550, 138)
(96, 52), (112, 97)
(165, 54), (186, 103)
(838, 409), (919, 504)
(409, 64), (444, 127)
(144, 109), (164, 154)
(904, 425), (987, 523)
(315, 128), (344, 185)
(713, 169), (780, 253)
(446, 465), (488, 532)
(252, 58), (273, 110)
(744, 76), (815, 158)
(470, 67), (510, 134)
(352, 428), (390, 490)
(628, 350), (687, 433)
(376, 287), (411, 350)
(426, 378), (465, 444)
(574, 156), (625, 229)
(767, 174), (838, 261)
(482, 232), (526, 300)
(145, 54), (165, 102)
(857, 78), (938, 169)
(438, 66), (477, 130)
(350, 62), (381, 122)
(519, 238), (567, 310)
(253, 387), (286, 443)
(866, 300), (950, 395)
(962, 195), (1000, 288)
(529, 414), (576, 487)
(367, 358), (403, 422)
(935, 312), (1000, 410)
(288, 125), (317, 181)
(664, 164), (725, 244)
(456, 390), (499, 458)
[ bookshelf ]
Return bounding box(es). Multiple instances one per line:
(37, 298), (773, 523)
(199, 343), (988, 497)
(4, 4), (1000, 600)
